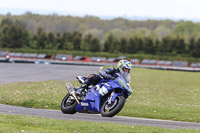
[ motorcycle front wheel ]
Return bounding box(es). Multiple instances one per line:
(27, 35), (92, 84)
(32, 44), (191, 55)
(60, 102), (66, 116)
(61, 93), (78, 114)
(100, 95), (125, 117)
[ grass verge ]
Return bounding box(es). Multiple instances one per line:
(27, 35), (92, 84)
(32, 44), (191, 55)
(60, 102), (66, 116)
(0, 68), (200, 122)
(0, 114), (199, 133)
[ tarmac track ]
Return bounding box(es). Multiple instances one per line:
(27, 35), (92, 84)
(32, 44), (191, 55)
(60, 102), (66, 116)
(0, 63), (200, 129)
(0, 63), (100, 84)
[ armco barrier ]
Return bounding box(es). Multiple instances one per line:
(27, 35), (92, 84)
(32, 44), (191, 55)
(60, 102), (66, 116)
(1, 58), (200, 72)
(132, 64), (200, 72)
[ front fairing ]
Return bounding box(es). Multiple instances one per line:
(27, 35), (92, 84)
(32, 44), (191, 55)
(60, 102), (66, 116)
(98, 74), (132, 95)
(114, 73), (132, 93)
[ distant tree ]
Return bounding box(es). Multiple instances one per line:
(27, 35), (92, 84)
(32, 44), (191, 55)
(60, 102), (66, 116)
(62, 32), (73, 42)
(127, 38), (138, 54)
(46, 32), (56, 49)
(83, 29), (104, 41)
(173, 22), (200, 39)
(81, 34), (92, 51)
(143, 37), (156, 54)
(1, 18), (13, 27)
(154, 25), (171, 39)
(84, 33), (93, 45)
(35, 27), (47, 49)
(55, 32), (63, 50)
(64, 42), (74, 50)
(81, 33), (101, 52)
(118, 37), (127, 53)
(2, 14), (200, 58)
(62, 32), (73, 50)
(136, 37), (144, 53)
(159, 36), (172, 54)
(20, 28), (31, 48)
(80, 41), (89, 51)
(191, 38), (200, 57)
(104, 34), (114, 52)
(174, 37), (186, 54)
(154, 39), (160, 54)
(0, 23), (30, 48)
(0, 24), (13, 48)
(72, 31), (82, 50)
(188, 38), (195, 55)
(90, 37), (101, 52)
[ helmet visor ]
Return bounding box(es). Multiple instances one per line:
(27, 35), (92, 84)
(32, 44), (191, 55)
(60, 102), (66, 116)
(120, 69), (131, 83)
(123, 68), (130, 73)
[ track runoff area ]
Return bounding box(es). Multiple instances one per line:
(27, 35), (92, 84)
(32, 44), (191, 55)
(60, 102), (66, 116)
(0, 63), (200, 129)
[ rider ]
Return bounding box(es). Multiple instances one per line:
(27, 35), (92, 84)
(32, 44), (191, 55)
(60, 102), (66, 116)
(76, 60), (133, 96)
(99, 60), (132, 83)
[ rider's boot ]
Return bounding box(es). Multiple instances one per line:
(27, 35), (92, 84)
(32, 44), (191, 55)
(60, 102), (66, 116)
(76, 76), (87, 84)
(76, 76), (87, 96)
(76, 74), (101, 96)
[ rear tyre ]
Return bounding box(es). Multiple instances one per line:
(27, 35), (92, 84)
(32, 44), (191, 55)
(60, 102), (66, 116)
(100, 95), (125, 117)
(61, 93), (78, 114)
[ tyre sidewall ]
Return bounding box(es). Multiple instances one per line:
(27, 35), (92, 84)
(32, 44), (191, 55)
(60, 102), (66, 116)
(61, 93), (78, 114)
(100, 95), (125, 117)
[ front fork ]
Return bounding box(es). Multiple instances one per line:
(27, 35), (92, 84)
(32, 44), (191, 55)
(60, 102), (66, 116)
(65, 83), (80, 104)
(108, 91), (115, 104)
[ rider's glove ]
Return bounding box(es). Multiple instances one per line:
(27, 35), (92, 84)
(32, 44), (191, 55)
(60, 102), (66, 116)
(104, 74), (113, 80)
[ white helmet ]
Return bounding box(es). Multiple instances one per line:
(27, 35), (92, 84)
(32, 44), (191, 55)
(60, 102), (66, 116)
(117, 60), (132, 83)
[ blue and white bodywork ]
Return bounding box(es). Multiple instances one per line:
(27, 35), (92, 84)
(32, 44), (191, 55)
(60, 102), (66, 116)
(61, 73), (133, 117)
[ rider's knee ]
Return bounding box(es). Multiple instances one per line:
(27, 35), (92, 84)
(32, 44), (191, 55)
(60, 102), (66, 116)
(87, 74), (101, 85)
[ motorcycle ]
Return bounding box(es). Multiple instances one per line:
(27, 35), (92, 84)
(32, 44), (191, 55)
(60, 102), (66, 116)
(61, 73), (132, 117)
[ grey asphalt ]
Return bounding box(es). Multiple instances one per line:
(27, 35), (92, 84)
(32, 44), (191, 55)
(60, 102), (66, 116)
(0, 63), (100, 84)
(0, 104), (200, 129)
(0, 63), (200, 129)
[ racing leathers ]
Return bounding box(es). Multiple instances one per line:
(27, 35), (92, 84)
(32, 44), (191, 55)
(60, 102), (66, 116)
(76, 67), (132, 96)
(99, 67), (119, 80)
(76, 67), (117, 96)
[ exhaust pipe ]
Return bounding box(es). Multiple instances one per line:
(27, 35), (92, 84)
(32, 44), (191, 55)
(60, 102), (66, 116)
(65, 83), (80, 104)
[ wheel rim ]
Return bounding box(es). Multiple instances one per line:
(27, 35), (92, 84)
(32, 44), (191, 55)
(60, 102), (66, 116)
(103, 97), (118, 113)
(63, 95), (75, 107)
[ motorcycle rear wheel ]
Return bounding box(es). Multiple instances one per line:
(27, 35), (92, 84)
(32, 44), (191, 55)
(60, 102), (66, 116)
(100, 95), (125, 117)
(61, 93), (78, 114)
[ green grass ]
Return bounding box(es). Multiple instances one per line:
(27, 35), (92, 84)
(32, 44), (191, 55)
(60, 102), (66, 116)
(0, 68), (200, 122)
(0, 80), (67, 109)
(0, 114), (199, 133)
(120, 68), (200, 122)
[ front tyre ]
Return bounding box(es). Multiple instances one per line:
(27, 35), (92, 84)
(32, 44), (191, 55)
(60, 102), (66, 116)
(61, 93), (78, 114)
(100, 95), (125, 117)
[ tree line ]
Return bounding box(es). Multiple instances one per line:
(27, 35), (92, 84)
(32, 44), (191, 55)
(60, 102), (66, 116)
(2, 13), (200, 42)
(0, 18), (200, 57)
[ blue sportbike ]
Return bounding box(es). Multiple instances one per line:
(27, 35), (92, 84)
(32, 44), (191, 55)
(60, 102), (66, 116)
(61, 73), (132, 117)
